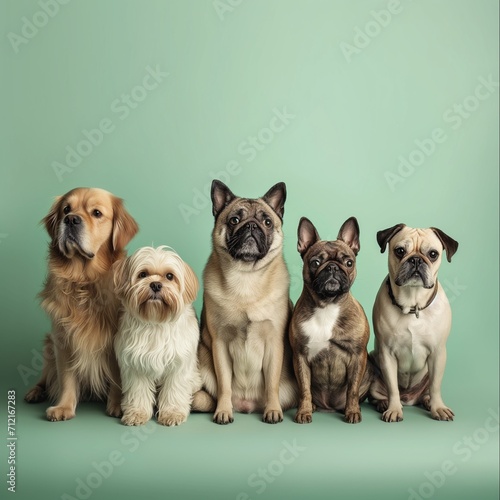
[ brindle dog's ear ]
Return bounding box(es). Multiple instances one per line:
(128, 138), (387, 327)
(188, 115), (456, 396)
(297, 217), (320, 258)
(376, 223), (406, 253)
(338, 217), (360, 256)
(211, 180), (237, 218)
(430, 227), (459, 263)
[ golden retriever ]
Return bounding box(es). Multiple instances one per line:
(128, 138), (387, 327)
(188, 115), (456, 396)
(25, 187), (138, 421)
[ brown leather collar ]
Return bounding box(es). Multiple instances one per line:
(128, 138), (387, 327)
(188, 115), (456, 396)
(386, 276), (438, 319)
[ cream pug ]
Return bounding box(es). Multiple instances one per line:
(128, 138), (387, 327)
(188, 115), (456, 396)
(369, 224), (458, 422)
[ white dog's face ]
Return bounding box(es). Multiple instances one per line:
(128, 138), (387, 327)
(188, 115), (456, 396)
(114, 246), (199, 323)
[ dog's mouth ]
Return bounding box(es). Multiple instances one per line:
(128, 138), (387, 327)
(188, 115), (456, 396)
(228, 228), (269, 262)
(60, 232), (95, 260)
(396, 265), (433, 289)
(313, 269), (350, 299)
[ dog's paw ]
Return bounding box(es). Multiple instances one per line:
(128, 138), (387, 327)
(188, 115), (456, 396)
(106, 401), (123, 418)
(121, 409), (150, 426)
(213, 408), (233, 425)
(263, 408), (283, 424)
(345, 411), (362, 424)
(421, 396), (431, 411)
(382, 407), (403, 423)
(25, 385), (47, 404)
(46, 406), (75, 422)
(431, 406), (454, 421)
(375, 399), (389, 413)
(157, 411), (187, 427)
(294, 410), (312, 424)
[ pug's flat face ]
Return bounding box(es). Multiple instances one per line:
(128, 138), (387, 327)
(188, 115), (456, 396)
(387, 228), (444, 289)
(222, 199), (281, 262)
(210, 181), (286, 265)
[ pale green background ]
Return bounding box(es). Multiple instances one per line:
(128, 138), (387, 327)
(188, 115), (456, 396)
(1, 1), (498, 499)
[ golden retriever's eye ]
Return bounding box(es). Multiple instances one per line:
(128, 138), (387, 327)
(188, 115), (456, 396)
(92, 209), (102, 218)
(63, 206), (71, 215)
(166, 273), (174, 280)
(138, 271), (148, 279)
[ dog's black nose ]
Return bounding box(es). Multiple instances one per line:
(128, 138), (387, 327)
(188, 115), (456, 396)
(409, 256), (422, 267)
(64, 215), (82, 226)
(150, 282), (162, 293)
(246, 222), (257, 231)
(327, 263), (339, 273)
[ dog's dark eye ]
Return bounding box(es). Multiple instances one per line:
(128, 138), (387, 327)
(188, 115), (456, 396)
(92, 209), (102, 218)
(138, 271), (148, 279)
(264, 218), (273, 228)
(346, 259), (353, 268)
(429, 250), (439, 260)
(229, 217), (240, 226)
(311, 259), (320, 269)
(395, 247), (405, 258)
(166, 273), (174, 280)
(63, 206), (71, 215)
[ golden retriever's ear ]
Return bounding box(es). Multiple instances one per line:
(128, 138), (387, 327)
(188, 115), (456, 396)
(112, 197), (138, 252)
(113, 257), (129, 298)
(182, 262), (199, 305)
(42, 196), (62, 240)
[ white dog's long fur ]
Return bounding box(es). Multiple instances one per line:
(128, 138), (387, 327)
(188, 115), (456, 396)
(114, 246), (201, 426)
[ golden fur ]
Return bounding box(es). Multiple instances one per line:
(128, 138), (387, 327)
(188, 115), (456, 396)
(24, 187), (138, 421)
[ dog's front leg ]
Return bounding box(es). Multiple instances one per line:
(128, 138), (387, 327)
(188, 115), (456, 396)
(262, 331), (284, 424)
(157, 361), (194, 427)
(212, 337), (234, 424)
(106, 353), (123, 418)
(379, 347), (403, 422)
(120, 372), (155, 426)
(292, 350), (314, 424)
(46, 337), (78, 422)
(427, 346), (454, 421)
(344, 352), (367, 424)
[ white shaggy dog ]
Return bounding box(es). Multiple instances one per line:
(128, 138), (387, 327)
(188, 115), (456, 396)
(113, 246), (201, 426)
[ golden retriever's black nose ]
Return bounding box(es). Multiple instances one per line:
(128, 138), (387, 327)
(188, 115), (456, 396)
(64, 215), (82, 226)
(150, 282), (162, 293)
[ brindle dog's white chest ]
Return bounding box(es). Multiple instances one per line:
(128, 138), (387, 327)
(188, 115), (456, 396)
(301, 303), (340, 362)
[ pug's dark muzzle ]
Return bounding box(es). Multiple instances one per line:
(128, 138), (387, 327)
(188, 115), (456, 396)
(227, 221), (269, 262)
(312, 262), (351, 299)
(395, 255), (433, 289)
